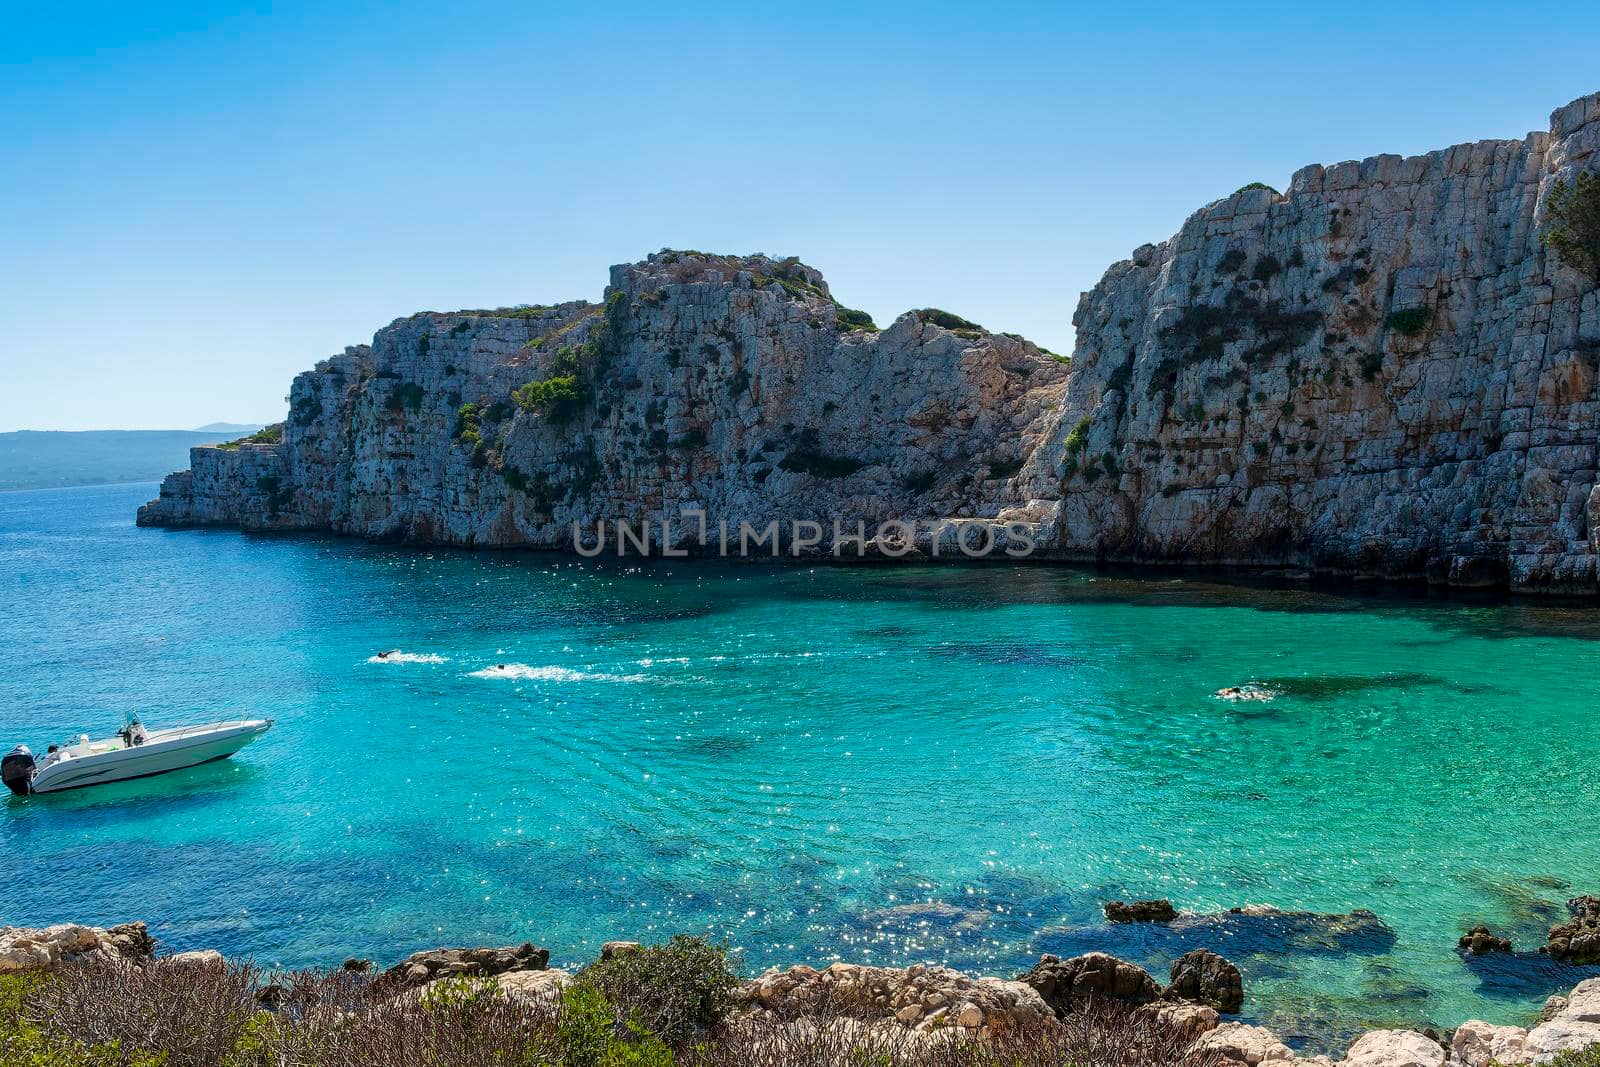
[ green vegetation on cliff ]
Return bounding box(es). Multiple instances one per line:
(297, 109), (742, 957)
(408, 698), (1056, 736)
(218, 424), (284, 449)
(1542, 170), (1600, 281)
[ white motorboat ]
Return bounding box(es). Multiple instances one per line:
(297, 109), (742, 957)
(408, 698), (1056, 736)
(3, 716), (272, 796)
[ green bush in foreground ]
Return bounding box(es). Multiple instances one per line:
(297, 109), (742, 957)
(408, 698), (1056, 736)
(575, 936), (739, 1049)
(557, 984), (673, 1067)
(1543, 1048), (1600, 1067)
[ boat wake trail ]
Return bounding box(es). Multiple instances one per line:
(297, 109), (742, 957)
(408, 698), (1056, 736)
(1213, 683), (1279, 702)
(468, 663), (647, 684)
(366, 652), (450, 665)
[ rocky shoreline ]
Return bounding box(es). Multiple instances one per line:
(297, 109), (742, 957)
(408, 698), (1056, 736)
(6, 902), (1598, 1066)
(138, 90), (1600, 594)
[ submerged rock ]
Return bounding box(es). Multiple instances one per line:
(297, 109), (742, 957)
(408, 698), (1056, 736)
(1017, 952), (1161, 1015)
(1546, 896), (1600, 964)
(1457, 926), (1514, 955)
(1196, 906), (1398, 958)
(1456, 941), (1600, 1001)
(1165, 948), (1244, 1014)
(1104, 899), (1179, 923)
(1044, 903), (1399, 967)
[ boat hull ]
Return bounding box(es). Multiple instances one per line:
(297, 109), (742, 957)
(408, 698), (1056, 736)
(27, 721), (272, 794)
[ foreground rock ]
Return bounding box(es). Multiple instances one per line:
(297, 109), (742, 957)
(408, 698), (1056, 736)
(1340, 1029), (1443, 1067)
(1450, 1020), (1533, 1065)
(1139, 1000), (1222, 1044)
(1547, 896), (1600, 964)
(745, 961), (1051, 1036)
(1190, 1021), (1296, 1064)
(496, 967), (573, 1003)
(1449, 977), (1600, 1064)
(0, 922), (154, 973)
(374, 941), (550, 992)
(1019, 952), (1162, 1013)
(1166, 948), (1244, 1014)
(6, 920), (1598, 1064)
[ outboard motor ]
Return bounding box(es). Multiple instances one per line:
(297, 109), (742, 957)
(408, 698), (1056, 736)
(3, 745), (36, 796)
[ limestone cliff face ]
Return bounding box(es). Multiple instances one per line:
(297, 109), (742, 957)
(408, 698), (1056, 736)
(139, 252), (1067, 552)
(142, 92), (1600, 592)
(1035, 92), (1600, 592)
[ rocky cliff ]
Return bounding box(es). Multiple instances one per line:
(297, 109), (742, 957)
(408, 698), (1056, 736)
(139, 252), (1067, 555)
(1035, 91), (1600, 593)
(142, 92), (1600, 592)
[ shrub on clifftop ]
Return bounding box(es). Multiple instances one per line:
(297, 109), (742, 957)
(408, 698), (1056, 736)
(833, 305), (876, 331)
(916, 308), (985, 337)
(218, 424), (284, 450)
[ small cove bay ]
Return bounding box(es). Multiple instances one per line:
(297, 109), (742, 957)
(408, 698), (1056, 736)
(3, 482), (1598, 1050)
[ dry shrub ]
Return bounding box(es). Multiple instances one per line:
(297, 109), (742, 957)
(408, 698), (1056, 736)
(31, 956), (261, 1067)
(249, 973), (560, 1067)
(20, 954), (1236, 1067)
(691, 999), (1231, 1067)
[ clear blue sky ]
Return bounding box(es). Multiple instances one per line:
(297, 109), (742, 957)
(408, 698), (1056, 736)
(2, 2), (1596, 431)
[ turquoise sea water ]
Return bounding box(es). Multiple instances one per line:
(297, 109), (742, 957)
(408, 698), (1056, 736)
(3, 483), (1599, 1050)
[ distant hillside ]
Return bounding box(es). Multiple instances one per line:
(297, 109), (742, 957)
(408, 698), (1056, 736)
(0, 428), (263, 491)
(191, 422), (265, 434)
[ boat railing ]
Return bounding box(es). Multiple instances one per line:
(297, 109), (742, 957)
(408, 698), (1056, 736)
(146, 720), (264, 743)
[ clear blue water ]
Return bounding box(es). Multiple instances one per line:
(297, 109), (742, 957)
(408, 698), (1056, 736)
(3, 482), (1599, 1050)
